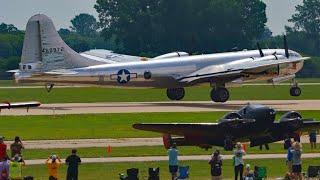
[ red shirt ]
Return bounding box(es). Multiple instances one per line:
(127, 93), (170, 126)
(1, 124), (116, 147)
(0, 143), (7, 160)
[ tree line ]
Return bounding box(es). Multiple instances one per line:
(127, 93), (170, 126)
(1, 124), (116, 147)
(0, 0), (319, 78)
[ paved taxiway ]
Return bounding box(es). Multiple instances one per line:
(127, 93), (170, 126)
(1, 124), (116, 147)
(25, 153), (320, 165)
(2, 100), (320, 115)
(6, 136), (316, 149)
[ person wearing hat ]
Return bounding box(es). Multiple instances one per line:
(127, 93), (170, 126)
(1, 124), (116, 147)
(45, 155), (62, 180)
(10, 136), (24, 158)
(9, 154), (25, 180)
(0, 137), (7, 162)
(168, 143), (179, 180)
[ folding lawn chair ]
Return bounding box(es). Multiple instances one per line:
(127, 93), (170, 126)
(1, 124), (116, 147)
(148, 167), (159, 180)
(176, 166), (189, 180)
(305, 166), (320, 179)
(256, 166), (267, 180)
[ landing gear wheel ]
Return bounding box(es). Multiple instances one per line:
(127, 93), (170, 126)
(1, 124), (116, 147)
(211, 87), (230, 102)
(290, 86), (301, 97)
(45, 83), (55, 93)
(166, 88), (185, 101)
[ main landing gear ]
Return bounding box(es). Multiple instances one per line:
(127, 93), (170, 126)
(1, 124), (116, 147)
(224, 136), (234, 151)
(290, 79), (301, 97)
(166, 88), (185, 101)
(210, 87), (230, 103)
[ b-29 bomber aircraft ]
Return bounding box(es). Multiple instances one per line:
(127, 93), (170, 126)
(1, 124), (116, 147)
(11, 14), (309, 102)
(133, 104), (320, 150)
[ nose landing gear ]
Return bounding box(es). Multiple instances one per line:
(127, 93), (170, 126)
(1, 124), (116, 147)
(290, 79), (301, 97)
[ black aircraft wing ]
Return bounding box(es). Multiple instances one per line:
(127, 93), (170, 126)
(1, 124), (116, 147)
(133, 119), (256, 137)
(300, 119), (320, 132)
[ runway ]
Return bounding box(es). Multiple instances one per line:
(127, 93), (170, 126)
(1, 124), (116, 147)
(2, 100), (320, 115)
(25, 153), (320, 165)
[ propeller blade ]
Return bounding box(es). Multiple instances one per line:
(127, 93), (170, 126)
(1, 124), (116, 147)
(257, 43), (264, 57)
(284, 35), (289, 58)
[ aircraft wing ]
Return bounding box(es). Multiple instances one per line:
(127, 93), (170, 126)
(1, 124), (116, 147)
(178, 56), (309, 83)
(133, 119), (255, 136)
(0, 101), (41, 109)
(133, 123), (220, 136)
(300, 119), (320, 132)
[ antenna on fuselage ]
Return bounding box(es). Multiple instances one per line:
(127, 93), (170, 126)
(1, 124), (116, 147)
(284, 35), (289, 58)
(256, 43), (264, 57)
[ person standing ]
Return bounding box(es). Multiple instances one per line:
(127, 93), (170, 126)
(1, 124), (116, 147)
(10, 137), (24, 158)
(209, 150), (223, 180)
(0, 137), (7, 162)
(66, 149), (81, 180)
(291, 142), (302, 180)
(168, 143), (179, 180)
(234, 142), (246, 180)
(286, 140), (293, 175)
(45, 155), (62, 180)
(309, 130), (317, 149)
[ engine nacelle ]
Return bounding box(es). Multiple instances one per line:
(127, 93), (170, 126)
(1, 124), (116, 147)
(152, 52), (189, 60)
(280, 111), (302, 122)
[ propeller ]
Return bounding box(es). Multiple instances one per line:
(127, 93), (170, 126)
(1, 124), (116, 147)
(284, 35), (289, 58)
(257, 43), (264, 57)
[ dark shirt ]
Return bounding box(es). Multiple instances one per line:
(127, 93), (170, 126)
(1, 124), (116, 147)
(66, 155), (81, 172)
(10, 143), (23, 158)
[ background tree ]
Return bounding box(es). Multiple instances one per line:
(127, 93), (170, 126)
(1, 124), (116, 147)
(0, 23), (19, 34)
(95, 0), (267, 56)
(288, 0), (320, 55)
(70, 13), (98, 36)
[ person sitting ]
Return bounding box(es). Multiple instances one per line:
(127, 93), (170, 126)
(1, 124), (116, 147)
(46, 155), (62, 180)
(209, 150), (222, 180)
(9, 155), (25, 180)
(0, 157), (9, 180)
(10, 136), (24, 158)
(243, 164), (254, 180)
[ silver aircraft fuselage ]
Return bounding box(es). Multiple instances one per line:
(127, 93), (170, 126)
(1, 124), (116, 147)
(18, 49), (303, 88)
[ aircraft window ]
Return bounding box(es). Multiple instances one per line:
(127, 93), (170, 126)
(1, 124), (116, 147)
(28, 65), (32, 70)
(23, 65), (26, 70)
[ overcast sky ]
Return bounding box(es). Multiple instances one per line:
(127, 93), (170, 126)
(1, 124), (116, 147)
(0, 0), (303, 35)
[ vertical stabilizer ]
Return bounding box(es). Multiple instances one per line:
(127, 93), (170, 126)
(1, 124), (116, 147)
(20, 14), (104, 72)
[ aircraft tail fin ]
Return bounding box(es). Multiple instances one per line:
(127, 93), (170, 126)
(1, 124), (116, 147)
(20, 14), (103, 73)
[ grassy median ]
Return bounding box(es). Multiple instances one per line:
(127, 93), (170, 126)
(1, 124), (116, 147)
(19, 158), (320, 179)
(0, 111), (320, 140)
(0, 84), (319, 103)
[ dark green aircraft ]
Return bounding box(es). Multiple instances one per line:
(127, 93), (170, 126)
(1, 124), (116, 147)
(133, 104), (320, 150)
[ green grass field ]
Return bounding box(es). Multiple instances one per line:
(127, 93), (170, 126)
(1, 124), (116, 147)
(1, 111), (320, 140)
(0, 85), (319, 103)
(20, 159), (320, 179)
(14, 143), (320, 160)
